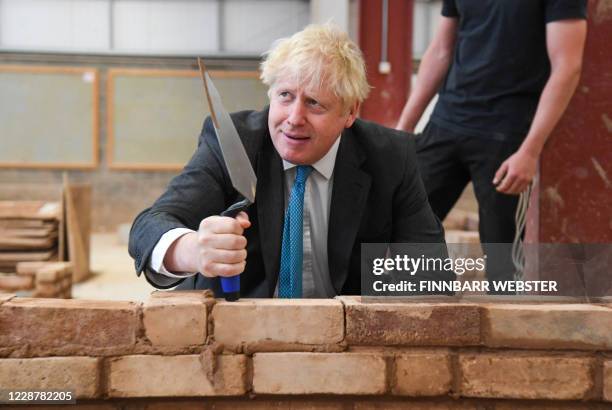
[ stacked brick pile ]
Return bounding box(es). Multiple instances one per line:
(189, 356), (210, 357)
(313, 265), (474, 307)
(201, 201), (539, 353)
(0, 268), (35, 291)
(16, 262), (73, 298)
(0, 201), (61, 290)
(0, 262), (72, 298)
(1, 293), (612, 409)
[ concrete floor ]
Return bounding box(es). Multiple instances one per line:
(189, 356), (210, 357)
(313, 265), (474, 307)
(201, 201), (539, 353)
(73, 233), (153, 302)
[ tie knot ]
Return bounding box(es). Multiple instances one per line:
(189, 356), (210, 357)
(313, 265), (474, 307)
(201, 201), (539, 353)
(295, 165), (312, 185)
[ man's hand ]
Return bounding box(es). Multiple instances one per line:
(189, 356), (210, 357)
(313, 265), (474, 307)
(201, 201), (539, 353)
(492, 19), (586, 197)
(493, 150), (538, 195)
(195, 212), (251, 277)
(162, 212), (251, 276)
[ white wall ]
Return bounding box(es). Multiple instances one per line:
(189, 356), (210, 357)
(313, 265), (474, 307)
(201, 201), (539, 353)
(413, 0), (442, 59)
(112, 0), (219, 53)
(0, 0), (310, 55)
(0, 0), (110, 52)
(0, 0), (441, 62)
(223, 0), (309, 54)
(310, 0), (349, 31)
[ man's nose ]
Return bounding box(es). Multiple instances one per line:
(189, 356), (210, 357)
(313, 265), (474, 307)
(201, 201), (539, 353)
(287, 101), (306, 126)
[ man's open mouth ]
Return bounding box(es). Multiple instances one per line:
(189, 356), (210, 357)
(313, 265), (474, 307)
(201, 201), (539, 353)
(283, 132), (309, 140)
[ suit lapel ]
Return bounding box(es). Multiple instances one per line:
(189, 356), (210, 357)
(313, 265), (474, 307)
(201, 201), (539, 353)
(328, 129), (371, 293)
(256, 136), (285, 296)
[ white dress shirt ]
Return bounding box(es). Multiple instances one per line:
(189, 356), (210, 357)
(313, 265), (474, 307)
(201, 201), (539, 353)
(150, 137), (341, 297)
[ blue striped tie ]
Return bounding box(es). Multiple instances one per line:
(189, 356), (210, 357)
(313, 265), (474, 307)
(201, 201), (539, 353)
(278, 165), (312, 298)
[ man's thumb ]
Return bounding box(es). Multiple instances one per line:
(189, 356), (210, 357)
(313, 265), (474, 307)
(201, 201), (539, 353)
(493, 162), (508, 185)
(236, 211), (251, 229)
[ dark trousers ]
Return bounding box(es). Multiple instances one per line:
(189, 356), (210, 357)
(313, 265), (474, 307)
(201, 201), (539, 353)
(415, 121), (522, 283)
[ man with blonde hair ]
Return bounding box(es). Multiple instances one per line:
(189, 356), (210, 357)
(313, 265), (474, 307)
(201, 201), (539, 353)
(129, 24), (452, 297)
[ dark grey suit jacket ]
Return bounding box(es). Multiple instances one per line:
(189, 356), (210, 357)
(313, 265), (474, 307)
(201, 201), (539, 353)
(128, 108), (452, 297)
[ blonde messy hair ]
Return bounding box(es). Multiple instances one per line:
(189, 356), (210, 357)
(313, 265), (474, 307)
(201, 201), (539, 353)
(260, 23), (370, 111)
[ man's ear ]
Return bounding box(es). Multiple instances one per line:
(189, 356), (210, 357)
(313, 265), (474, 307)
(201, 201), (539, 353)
(344, 101), (360, 128)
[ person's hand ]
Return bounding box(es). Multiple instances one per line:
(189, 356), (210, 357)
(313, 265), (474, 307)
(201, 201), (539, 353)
(493, 150), (538, 195)
(196, 212), (250, 278)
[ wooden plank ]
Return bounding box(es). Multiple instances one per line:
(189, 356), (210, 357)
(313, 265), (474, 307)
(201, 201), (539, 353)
(0, 227), (57, 238)
(0, 273), (34, 291)
(68, 184), (91, 267)
(63, 177), (90, 282)
(0, 219), (56, 229)
(58, 176), (67, 262)
(0, 236), (56, 251)
(0, 250), (56, 262)
(0, 263), (17, 272)
(0, 201), (61, 219)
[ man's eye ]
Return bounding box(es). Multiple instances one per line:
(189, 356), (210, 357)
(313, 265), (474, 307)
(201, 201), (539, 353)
(307, 99), (320, 107)
(279, 91), (291, 98)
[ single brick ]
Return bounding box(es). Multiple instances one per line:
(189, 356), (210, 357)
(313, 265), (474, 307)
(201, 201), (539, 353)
(108, 354), (246, 397)
(341, 297), (480, 346)
(459, 354), (594, 400)
(0, 298), (139, 356)
(213, 299), (344, 349)
(17, 261), (72, 276)
(253, 352), (386, 395)
(144, 403), (209, 410)
(61, 276), (72, 290)
(0, 293), (15, 305)
(36, 267), (64, 283)
(484, 304), (612, 350)
(212, 401), (346, 410)
(393, 351), (452, 396)
(35, 281), (63, 296)
(604, 360), (612, 402)
(150, 289), (215, 303)
(494, 403), (595, 410)
(444, 230), (480, 244)
(16, 261), (53, 275)
(355, 402), (478, 410)
(0, 273), (34, 290)
(0, 357), (100, 398)
(143, 294), (207, 347)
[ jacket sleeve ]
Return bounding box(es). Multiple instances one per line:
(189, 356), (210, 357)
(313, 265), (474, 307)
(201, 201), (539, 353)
(128, 116), (234, 288)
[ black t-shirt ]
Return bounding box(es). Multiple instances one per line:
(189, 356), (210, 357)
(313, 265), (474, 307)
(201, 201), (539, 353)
(431, 0), (587, 140)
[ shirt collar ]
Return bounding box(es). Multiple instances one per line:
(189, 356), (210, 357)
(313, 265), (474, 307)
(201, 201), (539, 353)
(282, 136), (341, 180)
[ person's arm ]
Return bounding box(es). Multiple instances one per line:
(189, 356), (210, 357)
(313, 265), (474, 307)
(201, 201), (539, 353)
(494, 19), (587, 194)
(163, 212), (249, 278)
(128, 115), (250, 286)
(396, 16), (458, 132)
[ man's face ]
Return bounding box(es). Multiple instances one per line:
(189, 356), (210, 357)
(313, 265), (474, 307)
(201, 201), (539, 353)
(268, 78), (358, 165)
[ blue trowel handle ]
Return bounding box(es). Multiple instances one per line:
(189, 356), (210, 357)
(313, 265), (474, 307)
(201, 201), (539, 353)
(219, 197), (251, 301)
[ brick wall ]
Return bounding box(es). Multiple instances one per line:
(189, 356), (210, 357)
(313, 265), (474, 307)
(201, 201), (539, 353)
(1, 292), (612, 409)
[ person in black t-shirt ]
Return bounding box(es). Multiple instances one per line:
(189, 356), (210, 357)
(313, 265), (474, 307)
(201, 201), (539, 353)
(396, 0), (587, 286)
